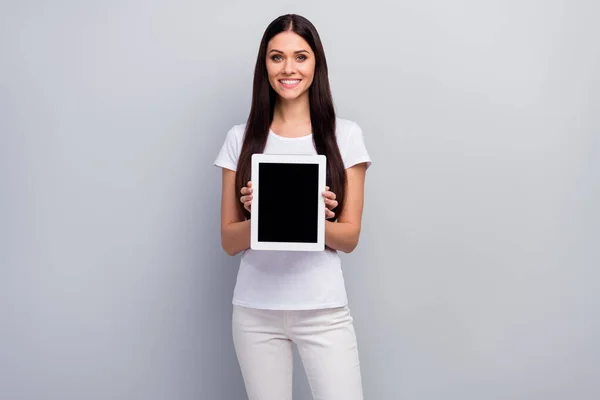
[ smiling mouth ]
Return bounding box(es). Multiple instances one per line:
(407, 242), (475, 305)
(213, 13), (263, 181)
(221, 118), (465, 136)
(279, 79), (302, 88)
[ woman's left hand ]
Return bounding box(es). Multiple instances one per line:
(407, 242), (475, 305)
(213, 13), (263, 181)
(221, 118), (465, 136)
(322, 186), (338, 219)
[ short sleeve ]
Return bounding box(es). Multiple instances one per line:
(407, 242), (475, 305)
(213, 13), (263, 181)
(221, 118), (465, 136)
(213, 125), (241, 171)
(344, 122), (372, 170)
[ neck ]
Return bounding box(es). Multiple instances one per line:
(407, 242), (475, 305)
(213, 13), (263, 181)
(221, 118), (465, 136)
(273, 93), (311, 125)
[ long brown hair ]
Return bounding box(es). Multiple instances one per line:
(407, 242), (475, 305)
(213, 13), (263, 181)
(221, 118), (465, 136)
(235, 14), (346, 221)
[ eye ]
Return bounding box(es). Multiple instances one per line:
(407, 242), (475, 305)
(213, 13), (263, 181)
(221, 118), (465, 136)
(271, 55), (283, 61)
(297, 54), (307, 61)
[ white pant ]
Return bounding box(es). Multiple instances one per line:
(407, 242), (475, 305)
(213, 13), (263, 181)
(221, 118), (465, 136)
(232, 304), (364, 400)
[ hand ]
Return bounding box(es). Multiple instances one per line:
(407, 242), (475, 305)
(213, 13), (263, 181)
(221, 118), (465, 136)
(322, 186), (338, 219)
(240, 181), (253, 213)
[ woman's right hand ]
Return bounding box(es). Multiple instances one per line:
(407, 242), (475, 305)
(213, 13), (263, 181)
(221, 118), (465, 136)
(240, 181), (253, 212)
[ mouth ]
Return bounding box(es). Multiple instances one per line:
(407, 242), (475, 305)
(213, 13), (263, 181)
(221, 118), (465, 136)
(279, 79), (302, 89)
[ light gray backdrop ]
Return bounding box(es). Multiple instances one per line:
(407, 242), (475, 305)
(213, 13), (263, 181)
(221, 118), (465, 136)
(1, 1), (598, 399)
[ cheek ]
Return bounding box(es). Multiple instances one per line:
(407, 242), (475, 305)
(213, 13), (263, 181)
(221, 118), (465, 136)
(266, 62), (279, 76)
(301, 64), (315, 83)
(266, 67), (279, 86)
(266, 65), (274, 78)
(301, 61), (315, 74)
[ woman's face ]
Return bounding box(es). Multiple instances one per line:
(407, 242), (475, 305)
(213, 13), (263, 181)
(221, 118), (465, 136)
(266, 31), (315, 101)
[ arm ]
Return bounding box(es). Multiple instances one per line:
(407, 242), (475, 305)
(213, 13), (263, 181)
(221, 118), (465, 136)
(220, 168), (250, 256)
(325, 162), (368, 253)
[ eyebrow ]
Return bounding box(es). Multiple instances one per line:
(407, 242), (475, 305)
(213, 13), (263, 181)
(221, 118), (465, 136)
(268, 49), (310, 54)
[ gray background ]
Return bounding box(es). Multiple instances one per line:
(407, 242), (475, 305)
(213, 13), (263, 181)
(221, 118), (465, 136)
(1, 0), (598, 399)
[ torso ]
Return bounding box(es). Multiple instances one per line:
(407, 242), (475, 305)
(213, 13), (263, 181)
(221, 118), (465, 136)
(214, 117), (371, 310)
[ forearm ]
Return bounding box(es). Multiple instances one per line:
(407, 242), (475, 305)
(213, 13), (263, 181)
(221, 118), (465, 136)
(221, 219), (251, 256)
(222, 219), (360, 255)
(325, 220), (361, 253)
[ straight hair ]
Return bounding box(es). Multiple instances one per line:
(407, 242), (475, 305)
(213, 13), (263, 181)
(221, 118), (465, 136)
(235, 14), (346, 221)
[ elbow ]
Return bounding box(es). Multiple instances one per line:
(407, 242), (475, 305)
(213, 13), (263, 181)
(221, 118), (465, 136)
(341, 232), (361, 254)
(341, 242), (358, 254)
(220, 231), (237, 256)
(327, 223), (362, 253)
(222, 244), (236, 257)
(220, 221), (250, 256)
(222, 242), (238, 257)
(221, 238), (240, 257)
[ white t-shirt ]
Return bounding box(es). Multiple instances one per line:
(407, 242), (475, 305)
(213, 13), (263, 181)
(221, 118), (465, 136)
(213, 117), (371, 310)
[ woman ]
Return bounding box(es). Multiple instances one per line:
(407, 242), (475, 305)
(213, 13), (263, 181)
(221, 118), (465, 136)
(214, 14), (371, 400)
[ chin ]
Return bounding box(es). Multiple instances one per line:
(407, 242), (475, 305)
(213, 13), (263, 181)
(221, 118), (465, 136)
(277, 89), (308, 101)
(279, 93), (299, 100)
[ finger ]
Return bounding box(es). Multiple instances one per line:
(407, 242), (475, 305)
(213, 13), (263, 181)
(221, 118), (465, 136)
(241, 186), (253, 195)
(322, 191), (336, 200)
(244, 201), (252, 211)
(326, 209), (335, 219)
(247, 181), (252, 188)
(323, 192), (335, 201)
(240, 194), (253, 203)
(325, 199), (338, 209)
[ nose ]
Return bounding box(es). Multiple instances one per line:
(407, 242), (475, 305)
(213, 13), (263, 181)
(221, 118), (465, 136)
(283, 58), (295, 75)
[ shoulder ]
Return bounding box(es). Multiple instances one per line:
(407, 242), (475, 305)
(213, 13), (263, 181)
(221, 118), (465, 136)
(336, 117), (362, 135)
(220, 122), (247, 152)
(335, 117), (363, 145)
(335, 117), (371, 169)
(226, 122), (247, 143)
(335, 117), (360, 133)
(214, 122), (247, 169)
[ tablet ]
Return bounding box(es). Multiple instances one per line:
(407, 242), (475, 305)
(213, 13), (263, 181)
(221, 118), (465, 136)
(250, 154), (326, 251)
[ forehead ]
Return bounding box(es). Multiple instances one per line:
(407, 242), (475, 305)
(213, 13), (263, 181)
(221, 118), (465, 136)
(267, 31), (312, 52)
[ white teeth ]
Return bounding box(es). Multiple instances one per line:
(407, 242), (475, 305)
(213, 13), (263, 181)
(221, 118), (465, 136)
(280, 80), (300, 84)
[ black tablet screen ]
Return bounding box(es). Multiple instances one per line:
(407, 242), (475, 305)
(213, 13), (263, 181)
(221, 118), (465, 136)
(258, 163), (319, 243)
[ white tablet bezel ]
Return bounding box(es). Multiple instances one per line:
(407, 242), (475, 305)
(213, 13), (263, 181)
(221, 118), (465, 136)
(250, 153), (326, 251)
